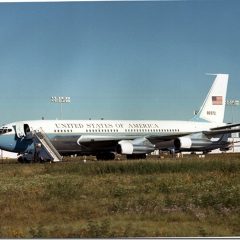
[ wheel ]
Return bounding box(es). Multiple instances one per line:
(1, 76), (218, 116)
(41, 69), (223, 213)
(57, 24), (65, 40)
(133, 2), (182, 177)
(17, 156), (24, 163)
(96, 152), (115, 161)
(127, 154), (146, 160)
(18, 156), (30, 163)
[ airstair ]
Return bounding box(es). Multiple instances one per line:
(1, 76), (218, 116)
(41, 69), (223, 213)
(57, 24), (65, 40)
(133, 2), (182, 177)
(32, 128), (62, 162)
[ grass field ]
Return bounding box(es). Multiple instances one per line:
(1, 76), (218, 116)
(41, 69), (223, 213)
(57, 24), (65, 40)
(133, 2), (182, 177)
(0, 154), (239, 237)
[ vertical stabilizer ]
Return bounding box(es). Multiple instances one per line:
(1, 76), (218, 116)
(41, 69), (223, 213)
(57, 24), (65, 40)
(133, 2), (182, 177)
(194, 74), (229, 124)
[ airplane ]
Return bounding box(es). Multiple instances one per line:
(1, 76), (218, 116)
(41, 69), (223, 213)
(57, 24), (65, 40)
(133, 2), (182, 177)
(0, 73), (240, 163)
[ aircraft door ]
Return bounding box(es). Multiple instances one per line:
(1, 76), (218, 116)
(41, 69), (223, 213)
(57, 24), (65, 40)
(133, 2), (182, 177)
(14, 123), (26, 138)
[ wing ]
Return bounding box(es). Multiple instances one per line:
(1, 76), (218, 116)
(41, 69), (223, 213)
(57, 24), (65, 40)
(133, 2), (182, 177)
(78, 131), (194, 144)
(77, 134), (135, 143)
(77, 131), (196, 153)
(146, 131), (195, 143)
(210, 123), (240, 130)
(77, 135), (135, 152)
(204, 123), (240, 137)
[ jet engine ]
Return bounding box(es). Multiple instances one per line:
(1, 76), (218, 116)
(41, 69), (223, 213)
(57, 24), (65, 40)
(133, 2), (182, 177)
(117, 139), (155, 155)
(174, 136), (212, 151)
(174, 137), (192, 150)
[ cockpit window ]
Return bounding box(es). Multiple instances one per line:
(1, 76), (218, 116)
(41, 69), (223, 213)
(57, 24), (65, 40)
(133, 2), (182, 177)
(0, 128), (12, 134)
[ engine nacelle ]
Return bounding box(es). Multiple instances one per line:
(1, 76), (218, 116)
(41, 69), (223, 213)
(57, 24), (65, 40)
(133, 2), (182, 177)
(174, 137), (192, 150)
(117, 140), (134, 154)
(117, 139), (155, 155)
(174, 136), (213, 151)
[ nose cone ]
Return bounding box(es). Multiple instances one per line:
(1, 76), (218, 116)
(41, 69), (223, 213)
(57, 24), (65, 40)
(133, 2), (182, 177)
(0, 134), (16, 152)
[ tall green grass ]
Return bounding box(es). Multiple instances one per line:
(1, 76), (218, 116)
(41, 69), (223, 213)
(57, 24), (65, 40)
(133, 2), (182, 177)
(42, 157), (240, 175)
(0, 154), (239, 237)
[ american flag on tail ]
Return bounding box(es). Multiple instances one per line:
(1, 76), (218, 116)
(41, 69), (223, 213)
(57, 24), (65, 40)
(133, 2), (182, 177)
(212, 96), (223, 105)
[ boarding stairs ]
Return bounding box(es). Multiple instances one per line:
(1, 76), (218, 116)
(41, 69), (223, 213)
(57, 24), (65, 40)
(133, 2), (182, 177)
(31, 128), (62, 162)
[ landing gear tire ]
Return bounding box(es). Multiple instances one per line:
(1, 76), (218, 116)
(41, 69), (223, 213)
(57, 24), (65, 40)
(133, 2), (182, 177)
(96, 152), (115, 161)
(17, 156), (24, 163)
(17, 156), (30, 164)
(127, 154), (146, 160)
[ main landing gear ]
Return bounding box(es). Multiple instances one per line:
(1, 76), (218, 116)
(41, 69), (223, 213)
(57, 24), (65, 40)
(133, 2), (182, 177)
(95, 153), (147, 161)
(96, 152), (116, 161)
(17, 156), (29, 164)
(126, 154), (147, 160)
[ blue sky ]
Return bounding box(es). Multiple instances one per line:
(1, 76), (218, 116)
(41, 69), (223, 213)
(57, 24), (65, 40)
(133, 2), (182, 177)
(0, 0), (239, 124)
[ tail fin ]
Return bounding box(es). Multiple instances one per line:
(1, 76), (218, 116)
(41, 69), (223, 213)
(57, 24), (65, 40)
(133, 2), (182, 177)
(193, 74), (229, 124)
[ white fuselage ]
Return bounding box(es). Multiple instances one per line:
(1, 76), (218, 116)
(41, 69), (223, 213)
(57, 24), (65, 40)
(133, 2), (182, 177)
(3, 119), (221, 137)
(0, 119), (230, 161)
